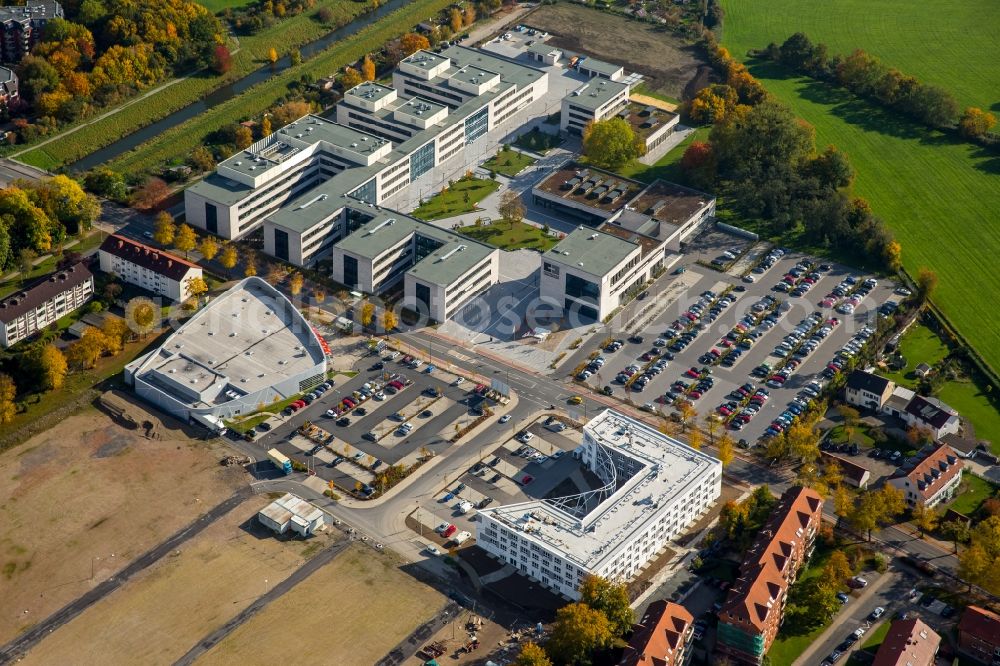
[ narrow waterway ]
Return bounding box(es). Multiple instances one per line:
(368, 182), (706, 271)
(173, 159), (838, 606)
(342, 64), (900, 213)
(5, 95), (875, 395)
(69, 0), (412, 172)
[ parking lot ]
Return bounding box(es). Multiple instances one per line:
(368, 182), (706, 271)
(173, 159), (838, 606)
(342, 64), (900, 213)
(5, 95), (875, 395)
(414, 415), (589, 546)
(571, 240), (903, 444)
(244, 354), (494, 493)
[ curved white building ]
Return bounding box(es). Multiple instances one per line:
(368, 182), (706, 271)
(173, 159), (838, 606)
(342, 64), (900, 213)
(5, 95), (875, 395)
(124, 277), (327, 431)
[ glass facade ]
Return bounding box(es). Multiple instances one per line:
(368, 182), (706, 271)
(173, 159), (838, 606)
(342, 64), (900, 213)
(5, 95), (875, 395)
(274, 229), (289, 261)
(350, 178), (377, 204)
(343, 255), (358, 288)
(414, 234), (444, 263)
(410, 141), (435, 179)
(205, 202), (218, 234)
(464, 106), (489, 143)
(565, 273), (600, 304)
(415, 283), (431, 312)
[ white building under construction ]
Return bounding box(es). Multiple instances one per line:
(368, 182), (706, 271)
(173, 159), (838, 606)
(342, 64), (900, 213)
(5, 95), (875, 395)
(476, 409), (721, 599)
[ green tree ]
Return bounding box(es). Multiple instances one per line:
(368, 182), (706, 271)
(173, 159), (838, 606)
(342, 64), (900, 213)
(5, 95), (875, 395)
(579, 575), (634, 637)
(959, 516), (1000, 593)
(582, 117), (644, 169)
(23, 175), (100, 235)
(912, 503), (939, 537)
(941, 519), (970, 553)
(513, 642), (552, 666)
(546, 602), (613, 666)
(153, 211), (176, 245)
(173, 223), (197, 258)
(189, 145), (216, 172)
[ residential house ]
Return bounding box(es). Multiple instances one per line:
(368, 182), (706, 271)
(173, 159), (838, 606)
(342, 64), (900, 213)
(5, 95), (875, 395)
(871, 618), (940, 666)
(619, 600), (694, 666)
(958, 605), (1000, 666)
(821, 452), (871, 489)
(844, 370), (894, 411)
(0, 0), (63, 63)
(99, 234), (203, 303)
(903, 395), (961, 439)
(886, 443), (963, 508)
(0, 263), (94, 347)
(716, 487), (824, 665)
(0, 65), (17, 107)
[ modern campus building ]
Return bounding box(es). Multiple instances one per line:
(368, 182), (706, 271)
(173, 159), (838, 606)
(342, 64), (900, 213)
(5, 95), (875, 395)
(872, 619), (940, 666)
(124, 277), (327, 432)
(0, 263), (93, 348)
(0, 0), (62, 63)
(886, 442), (963, 508)
(716, 486), (824, 665)
(477, 409), (721, 600)
(536, 163), (715, 320)
(330, 209), (498, 323)
(620, 600), (695, 666)
(561, 77), (630, 135)
(958, 605), (1000, 666)
(99, 234), (204, 302)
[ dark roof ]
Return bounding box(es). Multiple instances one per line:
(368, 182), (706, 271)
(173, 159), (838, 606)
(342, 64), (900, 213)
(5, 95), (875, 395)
(905, 395), (954, 429)
(958, 605), (1000, 646)
(821, 452), (870, 483)
(846, 370), (892, 396)
(100, 234), (201, 282)
(0, 263), (93, 323)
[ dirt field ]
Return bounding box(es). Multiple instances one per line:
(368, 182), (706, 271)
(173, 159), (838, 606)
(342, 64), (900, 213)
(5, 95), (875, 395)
(19, 499), (334, 665)
(0, 404), (246, 644)
(198, 543), (449, 666)
(524, 3), (708, 99)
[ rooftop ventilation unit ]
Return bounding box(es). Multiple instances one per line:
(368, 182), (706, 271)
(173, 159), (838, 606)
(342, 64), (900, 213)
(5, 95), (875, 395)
(365, 218), (396, 235)
(296, 193), (329, 210)
(436, 244), (467, 262)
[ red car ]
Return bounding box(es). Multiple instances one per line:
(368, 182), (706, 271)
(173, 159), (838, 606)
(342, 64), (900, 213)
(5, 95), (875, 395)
(442, 524), (458, 538)
(685, 368), (700, 378)
(718, 405), (732, 416)
(689, 390), (702, 400)
(521, 475), (534, 485)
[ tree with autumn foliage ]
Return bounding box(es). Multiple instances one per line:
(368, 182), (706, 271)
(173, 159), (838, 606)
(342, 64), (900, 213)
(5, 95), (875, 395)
(513, 642), (551, 666)
(689, 84), (739, 125)
(546, 603), (613, 666)
(680, 140), (716, 189)
(582, 117), (644, 169)
(132, 177), (171, 211)
(579, 575), (633, 637)
(361, 54), (376, 81)
(959, 107), (996, 139)
(449, 7), (463, 32)
(340, 67), (363, 91)
(400, 32), (430, 56)
(212, 44), (232, 74)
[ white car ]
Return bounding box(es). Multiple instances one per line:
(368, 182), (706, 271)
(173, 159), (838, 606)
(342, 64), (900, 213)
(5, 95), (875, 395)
(870, 606), (885, 620)
(425, 544), (442, 556)
(326, 409), (336, 418)
(499, 414), (511, 424)
(452, 377), (465, 386)
(374, 392), (385, 401)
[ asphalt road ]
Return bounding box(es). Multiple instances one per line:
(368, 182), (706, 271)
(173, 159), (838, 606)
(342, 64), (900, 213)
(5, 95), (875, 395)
(0, 489), (251, 663)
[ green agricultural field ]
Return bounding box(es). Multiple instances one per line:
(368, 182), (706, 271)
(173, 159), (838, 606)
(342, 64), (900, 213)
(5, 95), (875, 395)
(719, 0), (1000, 110)
(718, 0), (1000, 377)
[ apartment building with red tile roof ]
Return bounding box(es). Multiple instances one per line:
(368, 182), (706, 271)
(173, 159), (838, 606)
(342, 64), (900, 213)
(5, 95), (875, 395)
(887, 442), (963, 508)
(871, 618), (940, 666)
(619, 600), (694, 666)
(715, 486), (824, 665)
(958, 605), (1000, 665)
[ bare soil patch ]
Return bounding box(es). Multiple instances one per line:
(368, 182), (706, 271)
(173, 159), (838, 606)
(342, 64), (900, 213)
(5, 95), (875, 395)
(525, 3), (707, 99)
(19, 500), (335, 665)
(0, 405), (246, 644)
(198, 543), (448, 666)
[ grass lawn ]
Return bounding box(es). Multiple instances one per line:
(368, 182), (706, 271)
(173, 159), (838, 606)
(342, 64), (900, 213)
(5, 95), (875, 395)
(482, 148), (536, 177)
(861, 619), (891, 650)
(456, 220), (558, 252)
(945, 474), (998, 517)
(882, 322), (951, 389)
(200, 0), (257, 11)
(106, 0), (457, 176)
(619, 126), (709, 184)
(719, 1), (1000, 378)
(828, 424), (875, 447)
(513, 127), (563, 155)
(632, 82), (681, 106)
(411, 177), (499, 221)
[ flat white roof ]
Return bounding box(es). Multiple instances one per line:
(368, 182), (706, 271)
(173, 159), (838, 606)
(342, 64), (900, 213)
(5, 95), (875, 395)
(481, 410), (719, 570)
(259, 492), (324, 526)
